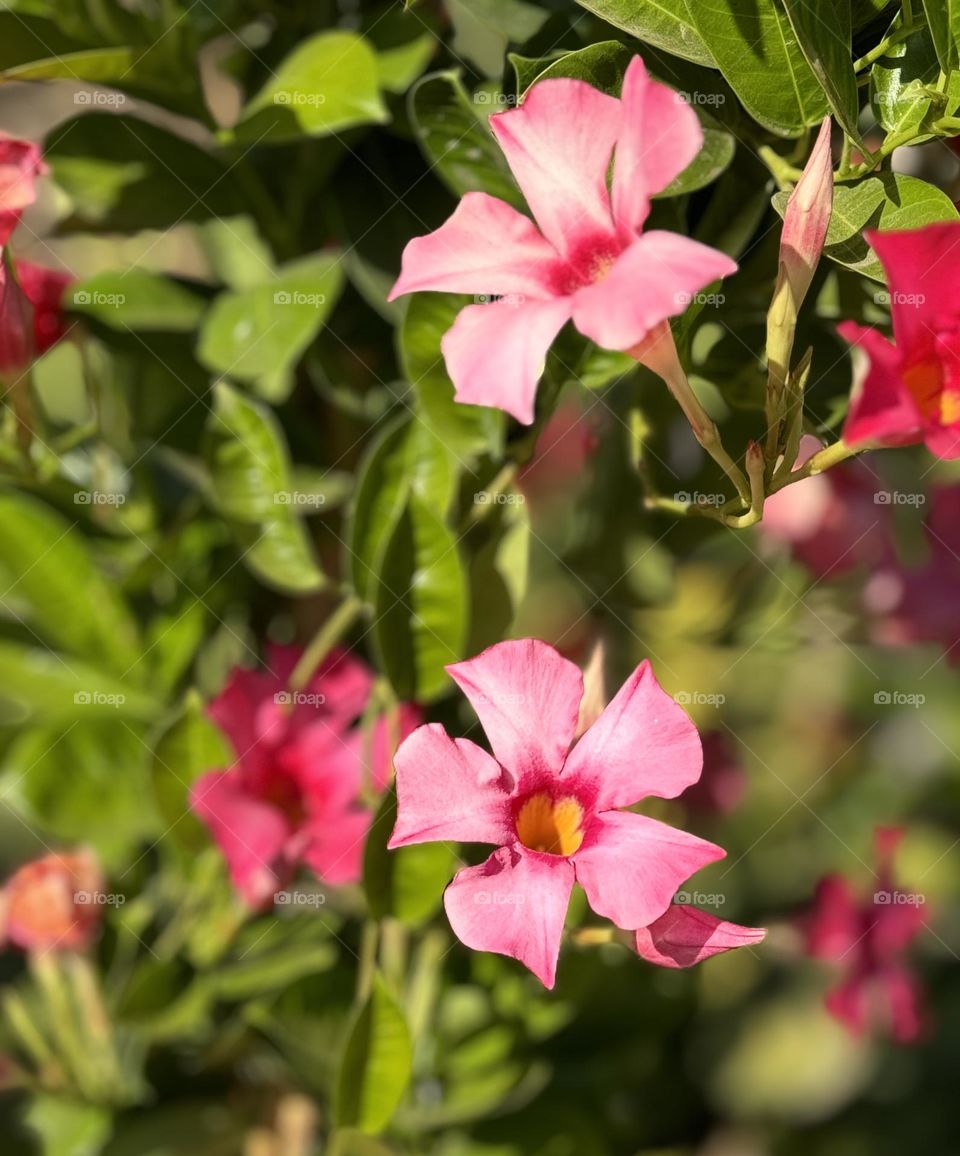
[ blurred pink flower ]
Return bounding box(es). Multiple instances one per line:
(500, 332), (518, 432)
(192, 643), (420, 906)
(840, 223), (960, 458)
(390, 639), (763, 987)
(0, 849), (104, 953)
(803, 827), (926, 1043)
(0, 134), (45, 243)
(761, 436), (891, 578)
(16, 260), (72, 355)
(0, 253), (33, 375)
(389, 57), (737, 424)
(517, 399), (601, 507)
(681, 731), (747, 817)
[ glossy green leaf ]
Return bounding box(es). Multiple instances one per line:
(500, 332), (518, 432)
(922, 0), (960, 72)
(23, 1095), (113, 1156)
(337, 974), (413, 1134)
(0, 491), (140, 674)
(686, 2), (830, 135)
(871, 22), (959, 140)
(782, 0), (861, 141)
(198, 253), (345, 402)
(69, 270), (206, 333)
(408, 71), (524, 209)
(657, 105), (736, 197)
(573, 0), (715, 67)
(511, 41), (633, 96)
(1, 45), (134, 82)
(364, 791), (458, 925)
(235, 31), (388, 144)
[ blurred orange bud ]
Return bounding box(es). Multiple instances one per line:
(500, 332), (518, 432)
(0, 848), (104, 953)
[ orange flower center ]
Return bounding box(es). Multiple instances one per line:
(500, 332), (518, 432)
(903, 360), (945, 422)
(515, 793), (584, 856)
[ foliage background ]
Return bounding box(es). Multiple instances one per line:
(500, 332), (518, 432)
(0, 0), (958, 1152)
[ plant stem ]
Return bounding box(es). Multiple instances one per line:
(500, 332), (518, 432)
(288, 593), (365, 693)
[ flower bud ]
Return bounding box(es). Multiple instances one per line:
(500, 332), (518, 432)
(780, 117), (833, 310)
(0, 849), (104, 953)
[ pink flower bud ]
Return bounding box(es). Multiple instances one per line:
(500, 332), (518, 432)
(781, 117), (833, 308)
(0, 849), (105, 953)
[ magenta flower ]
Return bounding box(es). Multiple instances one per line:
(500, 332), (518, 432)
(191, 643), (420, 906)
(389, 639), (763, 987)
(0, 252), (33, 376)
(803, 828), (926, 1043)
(0, 134), (45, 244)
(840, 222), (960, 459)
(16, 260), (72, 355)
(388, 57), (737, 424)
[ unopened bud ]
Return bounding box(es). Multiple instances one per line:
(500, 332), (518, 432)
(780, 117), (833, 310)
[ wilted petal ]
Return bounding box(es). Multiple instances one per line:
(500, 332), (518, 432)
(634, 904), (766, 968)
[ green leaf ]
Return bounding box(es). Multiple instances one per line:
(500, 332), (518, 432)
(364, 792), (457, 925)
(204, 384), (325, 594)
(511, 41), (633, 96)
(337, 974), (413, 1134)
(68, 270), (206, 333)
(23, 1095), (112, 1156)
(657, 105), (736, 197)
(782, 0), (861, 141)
(871, 21), (958, 140)
(773, 173), (960, 280)
(1, 45), (134, 82)
(399, 293), (504, 462)
(0, 491), (140, 674)
(371, 492), (467, 703)
(198, 253), (345, 403)
(408, 70), (525, 209)
(573, 0), (715, 67)
(152, 691), (231, 851)
(922, 0), (960, 72)
(686, 2), (830, 135)
(235, 31), (388, 144)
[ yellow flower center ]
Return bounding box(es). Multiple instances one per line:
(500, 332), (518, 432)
(515, 793), (584, 856)
(903, 360), (943, 421)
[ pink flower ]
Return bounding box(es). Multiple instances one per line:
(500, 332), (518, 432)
(16, 260), (72, 355)
(0, 134), (45, 243)
(635, 903), (766, 968)
(0, 252), (34, 376)
(761, 436), (892, 578)
(840, 222), (960, 459)
(803, 827), (926, 1043)
(0, 849), (104, 953)
(388, 57), (737, 424)
(191, 643), (420, 906)
(681, 731), (746, 817)
(779, 116), (833, 309)
(389, 639), (763, 987)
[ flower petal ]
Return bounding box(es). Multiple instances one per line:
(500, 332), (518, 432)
(867, 223), (960, 353)
(562, 659), (702, 808)
(442, 296), (571, 425)
(634, 904), (766, 968)
(389, 723), (515, 848)
(571, 231), (737, 352)
(446, 639), (583, 786)
(802, 874), (862, 960)
(573, 811), (724, 930)
(190, 771), (290, 905)
(300, 807), (371, 885)
(444, 844), (574, 988)
(490, 78), (620, 259)
(389, 192), (562, 300)
(839, 321), (923, 449)
(611, 57), (703, 236)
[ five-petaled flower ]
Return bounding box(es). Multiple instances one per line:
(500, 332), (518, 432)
(389, 57), (737, 424)
(841, 222), (960, 459)
(803, 827), (926, 1043)
(191, 643), (420, 906)
(390, 639), (763, 987)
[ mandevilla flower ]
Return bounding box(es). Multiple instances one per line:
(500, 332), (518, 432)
(802, 827), (925, 1043)
(840, 222), (960, 459)
(389, 57), (737, 424)
(0, 252), (34, 375)
(192, 644), (420, 906)
(390, 639), (763, 987)
(0, 848), (104, 953)
(17, 260), (72, 354)
(0, 133), (45, 243)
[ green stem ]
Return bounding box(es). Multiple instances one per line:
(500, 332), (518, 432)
(356, 920), (380, 1005)
(853, 21), (916, 72)
(460, 461), (520, 530)
(288, 594), (365, 693)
